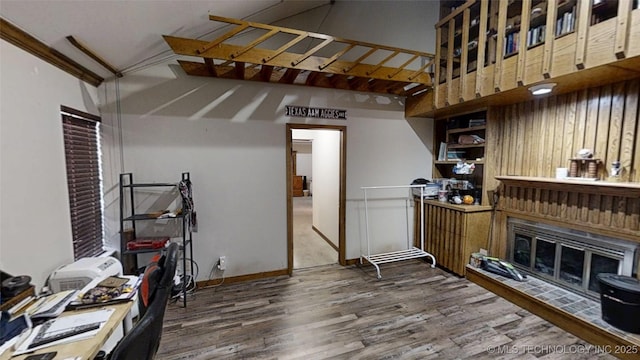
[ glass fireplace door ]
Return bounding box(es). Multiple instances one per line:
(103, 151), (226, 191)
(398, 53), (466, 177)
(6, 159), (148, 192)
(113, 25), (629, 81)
(588, 253), (620, 293)
(513, 233), (532, 268)
(559, 244), (585, 288)
(534, 239), (556, 277)
(507, 218), (638, 300)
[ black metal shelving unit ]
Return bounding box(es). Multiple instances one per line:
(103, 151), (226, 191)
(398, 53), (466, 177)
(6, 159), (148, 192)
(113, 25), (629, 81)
(119, 172), (194, 307)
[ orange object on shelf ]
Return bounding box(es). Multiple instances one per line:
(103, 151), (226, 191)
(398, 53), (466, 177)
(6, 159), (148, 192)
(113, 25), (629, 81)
(126, 237), (169, 250)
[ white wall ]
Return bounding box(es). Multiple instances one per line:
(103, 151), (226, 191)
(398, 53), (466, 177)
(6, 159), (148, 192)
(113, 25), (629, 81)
(0, 40), (101, 291)
(100, 60), (433, 280)
(312, 130), (340, 247)
(97, 0), (438, 280)
(344, 109), (433, 259)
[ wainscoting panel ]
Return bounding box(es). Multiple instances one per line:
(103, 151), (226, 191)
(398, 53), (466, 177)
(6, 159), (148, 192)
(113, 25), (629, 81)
(497, 177), (639, 242)
(414, 200), (492, 276)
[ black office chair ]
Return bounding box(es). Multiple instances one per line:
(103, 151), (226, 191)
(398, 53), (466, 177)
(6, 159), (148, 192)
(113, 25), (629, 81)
(108, 242), (178, 360)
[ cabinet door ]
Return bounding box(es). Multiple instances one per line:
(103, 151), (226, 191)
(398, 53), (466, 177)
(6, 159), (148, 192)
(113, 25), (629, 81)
(292, 176), (303, 197)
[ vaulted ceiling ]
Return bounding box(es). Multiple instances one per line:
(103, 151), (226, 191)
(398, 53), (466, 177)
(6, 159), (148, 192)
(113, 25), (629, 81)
(0, 0), (435, 98)
(0, 0), (333, 79)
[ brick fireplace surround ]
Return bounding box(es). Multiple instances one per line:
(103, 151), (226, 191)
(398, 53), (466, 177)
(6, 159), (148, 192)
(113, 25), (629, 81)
(467, 176), (640, 360)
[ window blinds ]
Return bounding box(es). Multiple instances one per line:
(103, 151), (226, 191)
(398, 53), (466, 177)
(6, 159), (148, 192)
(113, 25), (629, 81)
(61, 106), (104, 259)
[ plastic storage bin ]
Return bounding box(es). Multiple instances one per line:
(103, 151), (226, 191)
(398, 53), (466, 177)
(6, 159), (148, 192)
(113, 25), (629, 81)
(597, 273), (640, 334)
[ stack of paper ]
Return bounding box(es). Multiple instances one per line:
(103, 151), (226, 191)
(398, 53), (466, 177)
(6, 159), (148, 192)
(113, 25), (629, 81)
(12, 308), (114, 355)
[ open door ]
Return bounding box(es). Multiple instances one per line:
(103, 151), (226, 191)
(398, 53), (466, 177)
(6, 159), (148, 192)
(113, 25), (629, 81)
(286, 124), (346, 276)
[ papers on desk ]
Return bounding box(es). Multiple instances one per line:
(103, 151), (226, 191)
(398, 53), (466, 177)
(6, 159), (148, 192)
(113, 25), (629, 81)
(67, 275), (139, 310)
(0, 335), (20, 357)
(26, 290), (80, 319)
(12, 308), (114, 355)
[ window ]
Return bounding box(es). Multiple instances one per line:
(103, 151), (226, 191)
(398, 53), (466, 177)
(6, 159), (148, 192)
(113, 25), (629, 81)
(61, 105), (104, 259)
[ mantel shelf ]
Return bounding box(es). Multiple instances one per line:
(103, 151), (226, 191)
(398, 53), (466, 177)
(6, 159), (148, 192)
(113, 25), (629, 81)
(495, 176), (640, 197)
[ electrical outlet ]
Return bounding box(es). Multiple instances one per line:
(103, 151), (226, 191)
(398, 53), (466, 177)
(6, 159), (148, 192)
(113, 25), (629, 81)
(218, 256), (227, 271)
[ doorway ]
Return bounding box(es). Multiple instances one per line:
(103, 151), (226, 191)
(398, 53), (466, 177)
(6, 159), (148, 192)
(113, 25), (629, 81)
(286, 124), (346, 275)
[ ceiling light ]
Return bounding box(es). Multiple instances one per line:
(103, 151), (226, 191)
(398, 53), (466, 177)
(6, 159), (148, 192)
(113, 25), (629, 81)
(528, 83), (556, 96)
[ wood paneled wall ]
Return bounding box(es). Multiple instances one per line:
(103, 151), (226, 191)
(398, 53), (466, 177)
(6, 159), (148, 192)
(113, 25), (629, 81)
(484, 79), (640, 259)
(499, 179), (640, 240)
(491, 178), (640, 278)
(487, 79), (640, 182)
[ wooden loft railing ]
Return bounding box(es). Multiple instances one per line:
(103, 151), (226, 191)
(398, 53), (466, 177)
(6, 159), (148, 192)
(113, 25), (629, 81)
(407, 0), (640, 118)
(163, 15), (435, 98)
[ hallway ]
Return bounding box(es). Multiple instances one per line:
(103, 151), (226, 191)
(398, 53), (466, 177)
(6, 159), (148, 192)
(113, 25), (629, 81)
(293, 197), (337, 269)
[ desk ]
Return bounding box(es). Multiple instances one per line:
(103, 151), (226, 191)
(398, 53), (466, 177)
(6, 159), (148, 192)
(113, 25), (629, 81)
(0, 301), (133, 360)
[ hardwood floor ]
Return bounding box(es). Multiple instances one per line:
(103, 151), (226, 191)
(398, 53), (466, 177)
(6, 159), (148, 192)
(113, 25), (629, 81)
(293, 197), (337, 269)
(157, 260), (615, 360)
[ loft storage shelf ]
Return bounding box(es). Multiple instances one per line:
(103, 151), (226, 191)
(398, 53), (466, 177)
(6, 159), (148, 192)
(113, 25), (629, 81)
(409, 0), (640, 118)
(163, 15), (435, 99)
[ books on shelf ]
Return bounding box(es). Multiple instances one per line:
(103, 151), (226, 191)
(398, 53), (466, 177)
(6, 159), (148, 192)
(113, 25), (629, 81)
(468, 119), (486, 127)
(438, 142), (447, 161)
(504, 31), (519, 56)
(556, 5), (576, 37)
(527, 25), (546, 47)
(447, 150), (466, 161)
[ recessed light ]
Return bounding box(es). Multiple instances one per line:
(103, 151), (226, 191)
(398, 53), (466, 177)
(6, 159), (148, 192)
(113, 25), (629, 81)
(529, 83), (556, 96)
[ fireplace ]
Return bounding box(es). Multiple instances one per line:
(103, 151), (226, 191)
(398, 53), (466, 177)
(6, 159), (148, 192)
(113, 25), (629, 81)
(507, 218), (639, 300)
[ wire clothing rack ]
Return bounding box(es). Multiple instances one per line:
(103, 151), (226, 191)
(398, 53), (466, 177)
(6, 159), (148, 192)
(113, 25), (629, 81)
(361, 184), (436, 279)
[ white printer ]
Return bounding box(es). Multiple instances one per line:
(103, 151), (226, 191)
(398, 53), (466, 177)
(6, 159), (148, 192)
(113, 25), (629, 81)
(48, 256), (123, 293)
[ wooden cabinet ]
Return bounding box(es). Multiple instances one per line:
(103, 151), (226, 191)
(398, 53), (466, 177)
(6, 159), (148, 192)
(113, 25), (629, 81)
(415, 199), (492, 276)
(292, 175), (303, 197)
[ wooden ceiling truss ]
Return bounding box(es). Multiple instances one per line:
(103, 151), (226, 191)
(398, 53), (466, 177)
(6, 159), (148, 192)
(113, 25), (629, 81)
(164, 15), (435, 98)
